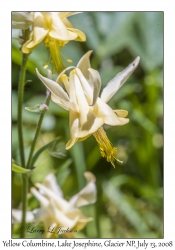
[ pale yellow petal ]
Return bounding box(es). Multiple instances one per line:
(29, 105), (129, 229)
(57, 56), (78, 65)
(88, 68), (101, 106)
(51, 203), (79, 229)
(12, 12), (33, 29)
(35, 69), (77, 112)
(84, 171), (96, 183)
(101, 57), (140, 103)
(66, 137), (78, 150)
(75, 111), (104, 138)
(69, 70), (79, 108)
(114, 109), (128, 118)
(12, 209), (34, 224)
(69, 171), (97, 208)
(94, 98), (129, 126)
(30, 187), (49, 207)
(67, 28), (86, 42)
(62, 17), (74, 28)
(72, 73), (89, 126)
(66, 111), (79, 150)
(35, 183), (71, 211)
(23, 12), (49, 52)
(77, 50), (93, 80)
(75, 68), (93, 104)
(58, 12), (81, 20)
(67, 209), (93, 231)
(43, 173), (63, 198)
(51, 92), (70, 111)
(49, 13), (77, 41)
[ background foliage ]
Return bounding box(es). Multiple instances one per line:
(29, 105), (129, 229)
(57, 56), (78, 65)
(12, 12), (163, 238)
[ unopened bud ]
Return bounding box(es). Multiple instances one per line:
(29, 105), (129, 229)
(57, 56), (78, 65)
(39, 104), (49, 111)
(25, 104), (49, 113)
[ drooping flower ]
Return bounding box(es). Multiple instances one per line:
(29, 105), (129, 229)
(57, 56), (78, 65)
(30, 172), (96, 238)
(12, 12), (33, 30)
(36, 51), (140, 167)
(12, 172), (96, 238)
(22, 12), (86, 73)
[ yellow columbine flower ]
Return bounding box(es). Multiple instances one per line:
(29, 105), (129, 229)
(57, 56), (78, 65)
(36, 51), (140, 167)
(12, 172), (96, 238)
(30, 172), (96, 238)
(22, 12), (86, 73)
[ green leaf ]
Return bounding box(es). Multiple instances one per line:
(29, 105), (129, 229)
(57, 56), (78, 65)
(56, 159), (73, 187)
(103, 181), (149, 234)
(12, 163), (31, 174)
(31, 137), (61, 166)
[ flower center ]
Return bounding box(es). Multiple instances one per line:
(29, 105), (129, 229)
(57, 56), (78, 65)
(93, 126), (122, 167)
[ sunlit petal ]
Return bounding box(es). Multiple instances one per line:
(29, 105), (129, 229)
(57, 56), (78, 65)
(77, 50), (93, 80)
(88, 68), (101, 106)
(43, 173), (63, 198)
(94, 98), (129, 126)
(12, 209), (34, 223)
(101, 57), (140, 103)
(69, 172), (96, 207)
(35, 183), (71, 211)
(75, 68), (93, 104)
(35, 69), (77, 112)
(49, 13), (77, 41)
(114, 109), (128, 118)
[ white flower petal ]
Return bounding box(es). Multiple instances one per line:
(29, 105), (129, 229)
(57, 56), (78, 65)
(43, 173), (63, 198)
(35, 183), (71, 212)
(66, 111), (79, 150)
(72, 73), (89, 126)
(75, 68), (93, 104)
(12, 12), (33, 29)
(77, 51), (93, 80)
(84, 171), (96, 183)
(101, 56), (140, 103)
(12, 209), (34, 224)
(69, 172), (97, 207)
(49, 12), (77, 41)
(32, 208), (48, 222)
(88, 68), (101, 106)
(35, 69), (77, 112)
(30, 187), (49, 207)
(52, 204), (79, 229)
(95, 98), (129, 126)
(75, 111), (104, 139)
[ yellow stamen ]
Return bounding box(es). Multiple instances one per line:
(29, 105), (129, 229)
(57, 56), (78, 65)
(93, 127), (122, 167)
(44, 36), (65, 74)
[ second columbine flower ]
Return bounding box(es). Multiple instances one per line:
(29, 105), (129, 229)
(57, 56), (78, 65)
(36, 51), (140, 167)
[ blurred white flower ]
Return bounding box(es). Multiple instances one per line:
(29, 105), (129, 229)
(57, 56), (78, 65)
(30, 172), (96, 237)
(12, 209), (34, 224)
(12, 12), (33, 30)
(36, 51), (140, 167)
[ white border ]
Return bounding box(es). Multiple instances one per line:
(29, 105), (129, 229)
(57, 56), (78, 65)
(1, 0), (174, 249)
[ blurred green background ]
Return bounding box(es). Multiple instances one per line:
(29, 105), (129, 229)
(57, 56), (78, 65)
(12, 12), (163, 238)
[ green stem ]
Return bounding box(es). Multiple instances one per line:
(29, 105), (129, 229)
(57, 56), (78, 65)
(26, 92), (51, 170)
(18, 30), (30, 169)
(20, 91), (51, 238)
(17, 29), (29, 238)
